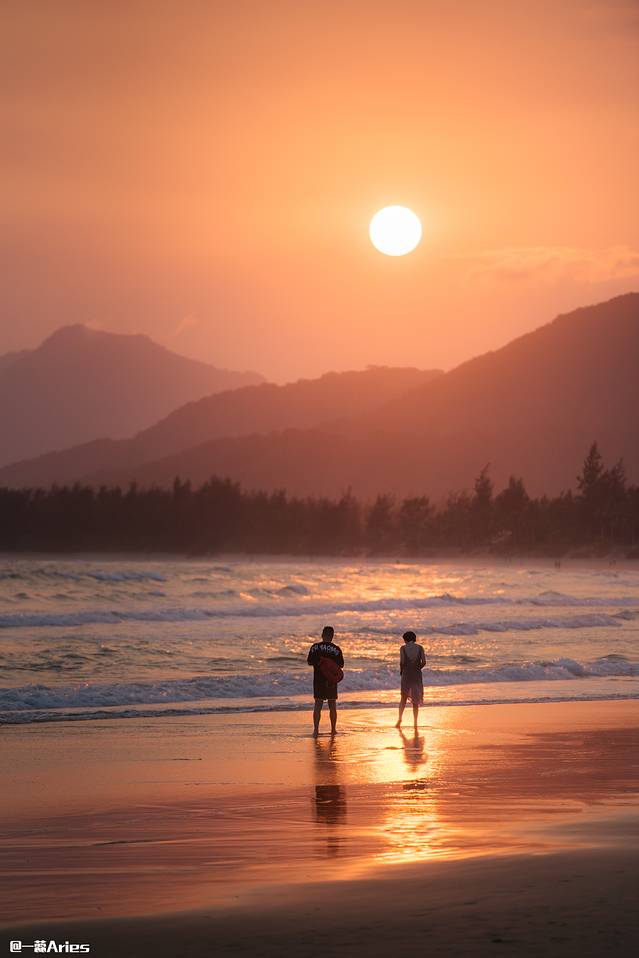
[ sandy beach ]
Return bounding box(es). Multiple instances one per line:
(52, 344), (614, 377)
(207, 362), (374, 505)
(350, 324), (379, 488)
(2, 699), (638, 955)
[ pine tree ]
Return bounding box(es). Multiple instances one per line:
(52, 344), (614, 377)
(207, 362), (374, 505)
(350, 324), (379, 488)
(577, 442), (604, 500)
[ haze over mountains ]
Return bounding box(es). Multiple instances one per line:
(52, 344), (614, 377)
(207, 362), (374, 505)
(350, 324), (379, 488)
(1, 294), (637, 498)
(0, 325), (263, 467)
(0, 367), (441, 487)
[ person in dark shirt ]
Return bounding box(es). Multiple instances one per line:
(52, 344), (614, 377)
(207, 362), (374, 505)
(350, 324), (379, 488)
(307, 625), (344, 737)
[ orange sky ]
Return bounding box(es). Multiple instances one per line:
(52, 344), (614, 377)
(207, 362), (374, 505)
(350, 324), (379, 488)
(2, 0), (638, 380)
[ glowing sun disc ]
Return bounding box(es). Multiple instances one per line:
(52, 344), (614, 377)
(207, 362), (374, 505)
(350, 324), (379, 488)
(369, 206), (422, 256)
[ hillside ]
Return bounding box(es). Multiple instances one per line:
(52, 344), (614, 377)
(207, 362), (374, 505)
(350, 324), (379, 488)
(0, 349), (29, 371)
(61, 293), (639, 500)
(0, 325), (262, 467)
(363, 292), (639, 495)
(0, 366), (441, 487)
(2, 295), (637, 498)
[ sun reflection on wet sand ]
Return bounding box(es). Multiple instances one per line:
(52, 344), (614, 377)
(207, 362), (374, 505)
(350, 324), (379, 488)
(346, 715), (454, 869)
(375, 729), (440, 865)
(321, 705), (639, 875)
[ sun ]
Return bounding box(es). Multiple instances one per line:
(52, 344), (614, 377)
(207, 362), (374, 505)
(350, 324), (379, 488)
(369, 206), (422, 256)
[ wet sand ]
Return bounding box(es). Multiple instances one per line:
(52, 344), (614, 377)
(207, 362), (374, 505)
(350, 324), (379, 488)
(6, 848), (637, 957)
(2, 700), (638, 955)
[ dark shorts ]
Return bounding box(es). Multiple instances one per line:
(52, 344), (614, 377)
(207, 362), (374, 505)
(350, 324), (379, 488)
(313, 677), (338, 701)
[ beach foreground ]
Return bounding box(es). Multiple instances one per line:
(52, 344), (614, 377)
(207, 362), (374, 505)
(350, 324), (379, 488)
(2, 700), (638, 955)
(7, 848), (637, 958)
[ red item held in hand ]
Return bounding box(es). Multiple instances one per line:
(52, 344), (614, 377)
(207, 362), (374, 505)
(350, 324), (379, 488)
(319, 657), (344, 683)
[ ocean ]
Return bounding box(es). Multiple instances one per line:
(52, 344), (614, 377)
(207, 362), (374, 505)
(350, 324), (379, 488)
(1, 555), (638, 725)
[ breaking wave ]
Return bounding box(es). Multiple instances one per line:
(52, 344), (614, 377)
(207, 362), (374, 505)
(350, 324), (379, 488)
(0, 603), (636, 633)
(2, 655), (638, 716)
(4, 689), (639, 726)
(0, 566), (166, 583)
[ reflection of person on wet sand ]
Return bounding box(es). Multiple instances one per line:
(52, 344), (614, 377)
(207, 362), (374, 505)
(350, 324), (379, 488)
(395, 630), (426, 729)
(398, 729), (426, 774)
(313, 736), (347, 856)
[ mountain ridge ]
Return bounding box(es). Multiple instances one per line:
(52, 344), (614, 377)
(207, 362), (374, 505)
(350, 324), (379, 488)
(80, 293), (639, 499)
(0, 366), (442, 487)
(1, 294), (637, 498)
(0, 324), (263, 467)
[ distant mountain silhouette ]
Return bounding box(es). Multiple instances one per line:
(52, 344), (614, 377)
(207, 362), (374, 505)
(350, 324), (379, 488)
(0, 366), (441, 486)
(0, 325), (263, 467)
(2, 295), (637, 497)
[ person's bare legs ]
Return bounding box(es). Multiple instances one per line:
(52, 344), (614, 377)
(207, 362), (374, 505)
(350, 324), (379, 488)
(396, 693), (408, 728)
(313, 699), (323, 737)
(328, 700), (337, 734)
(412, 703), (419, 729)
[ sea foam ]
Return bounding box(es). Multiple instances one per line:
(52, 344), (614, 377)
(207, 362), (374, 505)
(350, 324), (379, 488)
(2, 655), (638, 714)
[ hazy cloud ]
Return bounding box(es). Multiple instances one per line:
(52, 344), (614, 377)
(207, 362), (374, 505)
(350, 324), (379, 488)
(171, 315), (200, 340)
(468, 246), (639, 285)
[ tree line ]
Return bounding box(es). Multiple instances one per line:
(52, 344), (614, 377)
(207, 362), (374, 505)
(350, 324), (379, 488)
(1, 443), (638, 556)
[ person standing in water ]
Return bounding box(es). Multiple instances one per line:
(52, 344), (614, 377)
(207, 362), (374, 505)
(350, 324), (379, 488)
(396, 630), (426, 729)
(307, 625), (344, 737)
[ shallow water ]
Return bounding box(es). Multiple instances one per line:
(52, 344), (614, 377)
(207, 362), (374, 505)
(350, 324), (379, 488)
(1, 555), (638, 724)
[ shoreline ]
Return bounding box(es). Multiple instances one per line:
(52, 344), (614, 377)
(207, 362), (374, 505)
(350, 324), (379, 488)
(3, 682), (639, 726)
(1, 550), (638, 564)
